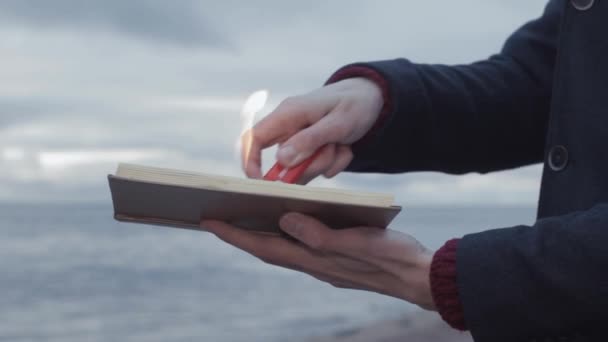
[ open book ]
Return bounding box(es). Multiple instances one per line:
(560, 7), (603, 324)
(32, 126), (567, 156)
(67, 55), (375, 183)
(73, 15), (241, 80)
(108, 163), (401, 234)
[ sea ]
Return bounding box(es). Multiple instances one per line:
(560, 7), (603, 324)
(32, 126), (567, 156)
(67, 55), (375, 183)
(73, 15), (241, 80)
(0, 203), (536, 342)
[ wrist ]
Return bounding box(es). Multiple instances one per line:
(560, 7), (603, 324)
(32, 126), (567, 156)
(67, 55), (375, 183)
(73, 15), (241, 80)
(413, 251), (437, 311)
(353, 77), (384, 117)
(325, 65), (392, 147)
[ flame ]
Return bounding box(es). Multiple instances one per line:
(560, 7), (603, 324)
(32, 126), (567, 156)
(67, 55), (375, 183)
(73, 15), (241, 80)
(242, 90), (268, 115)
(238, 90), (268, 167)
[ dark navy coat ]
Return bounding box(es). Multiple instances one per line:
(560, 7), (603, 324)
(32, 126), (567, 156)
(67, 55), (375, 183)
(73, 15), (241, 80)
(343, 0), (607, 341)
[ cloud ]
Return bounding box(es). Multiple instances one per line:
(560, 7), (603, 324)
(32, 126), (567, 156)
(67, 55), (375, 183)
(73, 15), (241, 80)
(0, 96), (71, 126)
(0, 0), (227, 48)
(0, 1), (550, 204)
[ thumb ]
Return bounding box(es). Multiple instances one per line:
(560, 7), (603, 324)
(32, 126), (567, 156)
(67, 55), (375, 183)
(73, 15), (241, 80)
(279, 212), (332, 249)
(276, 114), (350, 167)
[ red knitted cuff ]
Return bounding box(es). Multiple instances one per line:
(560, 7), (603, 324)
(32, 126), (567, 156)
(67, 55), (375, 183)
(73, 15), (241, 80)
(324, 66), (392, 146)
(430, 238), (467, 331)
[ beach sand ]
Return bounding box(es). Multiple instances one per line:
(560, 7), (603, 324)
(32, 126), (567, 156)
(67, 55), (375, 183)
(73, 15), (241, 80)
(308, 310), (473, 342)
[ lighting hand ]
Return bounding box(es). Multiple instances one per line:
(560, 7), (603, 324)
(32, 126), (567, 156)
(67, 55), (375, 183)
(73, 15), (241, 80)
(241, 78), (383, 183)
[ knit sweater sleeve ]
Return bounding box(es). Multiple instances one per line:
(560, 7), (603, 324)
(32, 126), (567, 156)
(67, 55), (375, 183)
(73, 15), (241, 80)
(430, 238), (466, 330)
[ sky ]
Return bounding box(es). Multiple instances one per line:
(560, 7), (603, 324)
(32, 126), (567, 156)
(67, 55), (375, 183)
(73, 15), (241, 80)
(0, 0), (548, 206)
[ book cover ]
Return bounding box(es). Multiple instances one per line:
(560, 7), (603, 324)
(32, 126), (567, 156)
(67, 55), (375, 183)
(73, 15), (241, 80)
(109, 164), (401, 234)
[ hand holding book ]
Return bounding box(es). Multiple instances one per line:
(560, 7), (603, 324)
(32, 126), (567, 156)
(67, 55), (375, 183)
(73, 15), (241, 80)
(202, 212), (436, 310)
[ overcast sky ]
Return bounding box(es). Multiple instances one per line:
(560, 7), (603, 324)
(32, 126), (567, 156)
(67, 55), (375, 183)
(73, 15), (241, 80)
(0, 0), (548, 206)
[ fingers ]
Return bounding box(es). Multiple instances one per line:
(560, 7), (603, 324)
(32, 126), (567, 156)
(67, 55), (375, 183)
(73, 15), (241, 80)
(295, 144), (336, 185)
(278, 213), (389, 263)
(241, 95), (335, 179)
(202, 220), (295, 262)
(279, 212), (378, 255)
(278, 213), (328, 249)
(276, 113), (353, 168)
(201, 219), (332, 273)
(242, 78), (382, 179)
(323, 145), (353, 178)
(294, 144), (352, 184)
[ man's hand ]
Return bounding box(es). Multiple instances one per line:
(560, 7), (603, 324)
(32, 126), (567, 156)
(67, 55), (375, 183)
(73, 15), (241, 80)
(242, 78), (384, 183)
(201, 213), (437, 311)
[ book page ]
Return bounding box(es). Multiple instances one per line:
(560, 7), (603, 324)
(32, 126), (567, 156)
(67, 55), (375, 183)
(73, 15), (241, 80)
(116, 163), (394, 208)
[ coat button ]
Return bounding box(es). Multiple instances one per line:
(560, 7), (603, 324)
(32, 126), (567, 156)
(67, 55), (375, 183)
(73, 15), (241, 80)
(548, 145), (569, 171)
(571, 0), (594, 10)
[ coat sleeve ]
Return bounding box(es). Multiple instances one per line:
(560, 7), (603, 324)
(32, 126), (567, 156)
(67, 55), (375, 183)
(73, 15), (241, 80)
(457, 202), (608, 340)
(340, 0), (562, 174)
